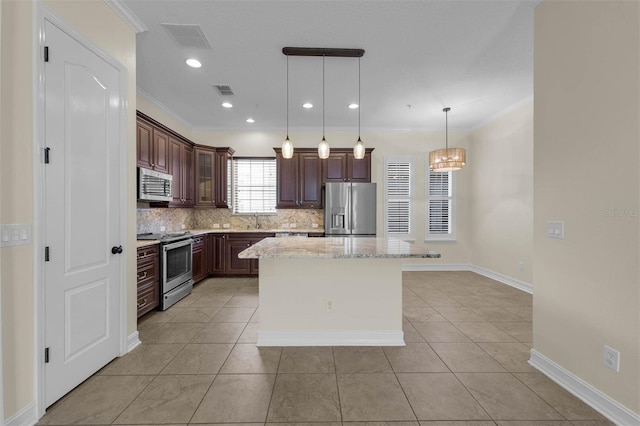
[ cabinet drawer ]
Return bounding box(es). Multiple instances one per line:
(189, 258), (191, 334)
(137, 260), (158, 288)
(137, 244), (159, 263)
(137, 282), (159, 317)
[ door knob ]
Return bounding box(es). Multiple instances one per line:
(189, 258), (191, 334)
(111, 245), (123, 254)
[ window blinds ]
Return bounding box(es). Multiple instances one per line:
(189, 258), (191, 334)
(384, 159), (413, 237)
(427, 170), (453, 237)
(232, 158), (277, 214)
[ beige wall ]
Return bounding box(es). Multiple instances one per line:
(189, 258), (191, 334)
(1, 0), (35, 418)
(137, 93), (193, 141)
(470, 101), (533, 284)
(534, 0), (640, 415)
(189, 128), (472, 265)
(0, 0), (136, 420)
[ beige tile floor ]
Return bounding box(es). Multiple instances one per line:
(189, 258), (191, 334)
(38, 271), (614, 425)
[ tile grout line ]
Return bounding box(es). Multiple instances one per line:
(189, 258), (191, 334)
(331, 346), (344, 423)
(380, 345), (419, 422)
(263, 343), (285, 423)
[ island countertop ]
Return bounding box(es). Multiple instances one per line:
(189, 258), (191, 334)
(238, 236), (441, 259)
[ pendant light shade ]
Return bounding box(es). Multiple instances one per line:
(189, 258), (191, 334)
(282, 55), (294, 159)
(429, 107), (466, 172)
(318, 55), (330, 159)
(353, 57), (365, 160)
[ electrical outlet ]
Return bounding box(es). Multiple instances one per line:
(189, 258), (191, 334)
(213, 224), (220, 229)
(518, 261), (525, 271)
(604, 345), (620, 372)
(290, 223), (297, 228)
(181, 224), (186, 229)
(223, 223), (230, 229)
(311, 223), (319, 228)
(326, 300), (335, 312)
(160, 226), (166, 232)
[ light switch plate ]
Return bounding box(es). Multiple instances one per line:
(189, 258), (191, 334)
(547, 221), (565, 239)
(1, 224), (32, 247)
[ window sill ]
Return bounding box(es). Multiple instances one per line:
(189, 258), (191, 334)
(424, 237), (456, 243)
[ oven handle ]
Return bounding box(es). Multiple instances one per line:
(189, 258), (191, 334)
(162, 238), (194, 252)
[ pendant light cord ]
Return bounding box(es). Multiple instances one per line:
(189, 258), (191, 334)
(322, 55), (325, 139)
(443, 107), (450, 150)
(286, 55), (289, 139)
(358, 57), (361, 139)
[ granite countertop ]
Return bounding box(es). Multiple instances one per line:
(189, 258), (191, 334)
(238, 237), (442, 259)
(136, 228), (325, 248)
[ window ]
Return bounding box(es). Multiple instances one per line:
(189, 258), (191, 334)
(426, 169), (455, 240)
(232, 157), (276, 214)
(384, 157), (414, 239)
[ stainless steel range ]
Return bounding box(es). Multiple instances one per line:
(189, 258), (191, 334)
(137, 232), (194, 310)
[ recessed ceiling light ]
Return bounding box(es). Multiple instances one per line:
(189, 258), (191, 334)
(246, 118), (255, 123)
(348, 103), (359, 109)
(221, 102), (233, 108)
(302, 103), (313, 109)
(185, 58), (202, 68)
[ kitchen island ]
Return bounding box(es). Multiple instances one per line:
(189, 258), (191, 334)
(239, 237), (440, 347)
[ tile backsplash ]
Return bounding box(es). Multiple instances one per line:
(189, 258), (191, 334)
(137, 208), (323, 234)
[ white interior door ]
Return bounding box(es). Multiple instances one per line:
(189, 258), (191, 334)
(44, 20), (123, 407)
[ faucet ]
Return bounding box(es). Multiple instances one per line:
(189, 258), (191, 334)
(255, 214), (261, 229)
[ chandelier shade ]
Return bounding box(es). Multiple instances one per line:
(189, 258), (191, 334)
(429, 107), (466, 172)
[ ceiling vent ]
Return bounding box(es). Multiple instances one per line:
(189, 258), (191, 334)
(161, 23), (211, 49)
(213, 85), (235, 96)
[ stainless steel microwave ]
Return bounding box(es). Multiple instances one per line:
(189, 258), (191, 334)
(138, 167), (173, 202)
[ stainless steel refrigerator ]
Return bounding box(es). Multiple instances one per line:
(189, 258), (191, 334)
(324, 182), (377, 236)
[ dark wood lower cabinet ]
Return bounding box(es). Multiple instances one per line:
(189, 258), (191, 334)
(211, 234), (226, 274)
(226, 239), (253, 275)
(137, 244), (159, 317)
(192, 234), (207, 283)
(205, 232), (274, 276)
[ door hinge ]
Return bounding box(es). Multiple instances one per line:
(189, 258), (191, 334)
(45, 347), (50, 363)
(44, 147), (50, 164)
(44, 46), (49, 62)
(45, 246), (50, 261)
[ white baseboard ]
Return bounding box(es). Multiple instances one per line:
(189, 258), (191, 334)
(257, 330), (405, 347)
(4, 402), (36, 426)
(468, 264), (533, 294)
(529, 349), (640, 425)
(127, 331), (141, 352)
(402, 263), (533, 294)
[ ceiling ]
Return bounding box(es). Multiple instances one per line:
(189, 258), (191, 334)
(126, 0), (539, 132)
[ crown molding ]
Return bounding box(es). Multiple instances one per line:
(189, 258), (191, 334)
(136, 87), (193, 130)
(104, 0), (148, 33)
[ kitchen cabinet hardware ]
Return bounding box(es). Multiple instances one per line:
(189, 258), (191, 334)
(137, 245), (159, 317)
(137, 298), (148, 309)
(137, 272), (147, 280)
(111, 245), (123, 254)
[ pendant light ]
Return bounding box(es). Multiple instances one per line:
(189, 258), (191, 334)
(281, 55), (294, 159)
(429, 107), (466, 172)
(353, 57), (365, 160)
(318, 55), (330, 159)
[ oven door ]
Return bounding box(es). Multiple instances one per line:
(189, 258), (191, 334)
(162, 238), (193, 293)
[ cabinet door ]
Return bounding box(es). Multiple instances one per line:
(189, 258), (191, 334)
(211, 234), (226, 275)
(276, 152), (299, 208)
(152, 128), (170, 173)
(168, 139), (183, 206)
(195, 148), (215, 206)
(215, 150), (231, 208)
(205, 234), (214, 275)
(136, 120), (153, 170)
(182, 143), (195, 207)
(226, 239), (252, 274)
(348, 151), (372, 182)
(323, 152), (348, 182)
(299, 153), (322, 208)
(192, 245), (205, 283)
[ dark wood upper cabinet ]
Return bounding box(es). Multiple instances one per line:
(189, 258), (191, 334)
(136, 117), (169, 173)
(168, 137), (194, 207)
(215, 148), (234, 208)
(274, 148), (322, 209)
(195, 147), (216, 207)
(322, 148), (373, 183)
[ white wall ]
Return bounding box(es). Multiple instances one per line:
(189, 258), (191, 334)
(534, 0), (639, 415)
(470, 101), (533, 284)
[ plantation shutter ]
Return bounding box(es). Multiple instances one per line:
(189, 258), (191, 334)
(384, 158), (413, 238)
(232, 157), (277, 214)
(426, 170), (454, 239)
